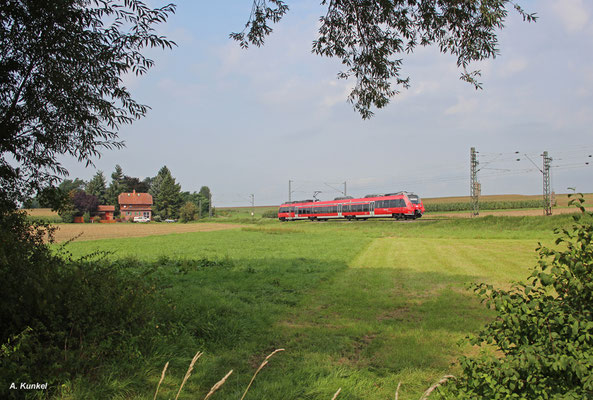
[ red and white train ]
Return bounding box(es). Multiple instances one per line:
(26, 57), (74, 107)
(278, 192), (425, 221)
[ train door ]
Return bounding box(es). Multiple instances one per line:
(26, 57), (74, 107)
(370, 201), (375, 217)
(338, 204), (342, 217)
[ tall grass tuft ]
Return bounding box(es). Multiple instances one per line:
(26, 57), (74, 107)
(153, 361), (169, 400)
(419, 375), (455, 399)
(331, 387), (341, 399)
(175, 351), (203, 400)
(240, 348), (285, 400)
(203, 369), (233, 400)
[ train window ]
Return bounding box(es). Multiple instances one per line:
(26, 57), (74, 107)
(363, 203), (369, 212)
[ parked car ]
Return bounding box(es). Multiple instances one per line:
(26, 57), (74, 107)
(164, 219), (176, 223)
(133, 216), (150, 223)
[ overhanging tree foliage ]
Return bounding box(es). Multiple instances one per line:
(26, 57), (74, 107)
(232, 0), (536, 118)
(0, 0), (176, 208)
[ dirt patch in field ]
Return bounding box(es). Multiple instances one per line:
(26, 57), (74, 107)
(51, 222), (244, 242)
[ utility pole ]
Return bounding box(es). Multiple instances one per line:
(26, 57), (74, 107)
(470, 147), (479, 216)
(543, 151), (552, 216)
(208, 191), (212, 217)
(288, 180), (292, 202)
(250, 194), (255, 218)
(344, 181), (347, 196)
(523, 151), (553, 216)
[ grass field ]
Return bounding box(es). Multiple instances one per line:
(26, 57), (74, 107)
(47, 212), (591, 400)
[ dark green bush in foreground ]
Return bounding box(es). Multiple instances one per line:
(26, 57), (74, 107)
(0, 211), (166, 398)
(441, 196), (593, 398)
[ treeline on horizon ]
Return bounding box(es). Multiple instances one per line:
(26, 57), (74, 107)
(23, 165), (211, 222)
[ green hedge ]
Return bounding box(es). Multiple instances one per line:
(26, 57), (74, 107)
(424, 200), (544, 212)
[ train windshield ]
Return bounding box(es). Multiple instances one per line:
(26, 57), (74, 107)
(407, 195), (420, 204)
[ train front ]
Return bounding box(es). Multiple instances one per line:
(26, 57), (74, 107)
(278, 203), (293, 221)
(407, 193), (425, 218)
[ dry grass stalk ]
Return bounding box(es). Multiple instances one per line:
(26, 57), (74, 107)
(394, 381), (401, 400)
(153, 361), (169, 400)
(331, 387), (341, 400)
(239, 348), (285, 400)
(203, 369), (233, 400)
(419, 375), (455, 400)
(175, 351), (204, 400)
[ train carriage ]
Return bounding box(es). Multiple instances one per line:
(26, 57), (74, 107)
(278, 192), (424, 221)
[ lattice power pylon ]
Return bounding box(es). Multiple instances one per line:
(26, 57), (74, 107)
(542, 151), (552, 216)
(470, 147), (479, 216)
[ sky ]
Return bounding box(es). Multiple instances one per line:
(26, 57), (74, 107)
(60, 0), (593, 207)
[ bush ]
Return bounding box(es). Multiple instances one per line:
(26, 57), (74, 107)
(179, 202), (197, 223)
(92, 215), (101, 223)
(83, 212), (91, 223)
(443, 195), (593, 399)
(153, 215), (162, 222)
(0, 210), (166, 398)
(262, 209), (279, 218)
(58, 202), (77, 223)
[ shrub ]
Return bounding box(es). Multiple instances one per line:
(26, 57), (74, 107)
(153, 215), (162, 222)
(179, 202), (197, 223)
(83, 212), (91, 223)
(262, 209), (278, 218)
(92, 215), (101, 223)
(58, 202), (77, 223)
(0, 210), (166, 398)
(443, 195), (593, 399)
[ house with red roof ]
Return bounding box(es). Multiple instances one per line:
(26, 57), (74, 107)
(118, 190), (153, 221)
(95, 205), (115, 221)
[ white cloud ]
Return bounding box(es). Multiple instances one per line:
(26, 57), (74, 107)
(549, 0), (590, 34)
(444, 97), (479, 115)
(498, 58), (528, 77)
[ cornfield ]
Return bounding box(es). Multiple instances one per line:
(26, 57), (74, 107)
(424, 200), (544, 212)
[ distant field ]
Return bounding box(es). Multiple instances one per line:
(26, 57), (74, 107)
(24, 208), (58, 217)
(422, 192), (593, 207)
(51, 222), (244, 242)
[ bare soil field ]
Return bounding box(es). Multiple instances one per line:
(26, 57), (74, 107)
(25, 208), (59, 217)
(51, 222), (244, 242)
